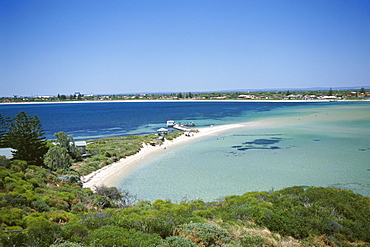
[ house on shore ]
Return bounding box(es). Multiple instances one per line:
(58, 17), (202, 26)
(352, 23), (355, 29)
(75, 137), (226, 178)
(52, 141), (89, 157)
(0, 148), (17, 159)
(238, 95), (255, 99)
(75, 141), (87, 154)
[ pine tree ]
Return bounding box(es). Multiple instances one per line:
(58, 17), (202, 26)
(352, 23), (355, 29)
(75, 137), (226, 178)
(0, 113), (9, 148)
(4, 111), (47, 165)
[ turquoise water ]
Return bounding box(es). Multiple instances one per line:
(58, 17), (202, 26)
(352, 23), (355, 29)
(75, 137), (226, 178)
(117, 102), (370, 202)
(2, 101), (369, 200)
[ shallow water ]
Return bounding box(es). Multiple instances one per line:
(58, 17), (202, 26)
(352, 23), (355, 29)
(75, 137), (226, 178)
(1, 101), (369, 200)
(117, 102), (370, 201)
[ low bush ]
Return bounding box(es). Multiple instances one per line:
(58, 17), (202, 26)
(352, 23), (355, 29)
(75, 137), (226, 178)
(175, 222), (232, 246)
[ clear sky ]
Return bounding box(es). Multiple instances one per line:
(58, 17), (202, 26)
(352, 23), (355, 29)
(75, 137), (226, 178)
(1, 0), (369, 97)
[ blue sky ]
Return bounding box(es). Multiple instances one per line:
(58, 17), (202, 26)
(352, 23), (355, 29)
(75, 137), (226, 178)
(1, 0), (369, 97)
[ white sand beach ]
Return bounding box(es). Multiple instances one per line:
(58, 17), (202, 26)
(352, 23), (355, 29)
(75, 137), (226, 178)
(81, 102), (370, 192)
(81, 122), (259, 190)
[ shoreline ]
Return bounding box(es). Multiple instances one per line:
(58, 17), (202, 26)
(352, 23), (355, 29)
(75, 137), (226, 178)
(81, 102), (370, 191)
(81, 122), (258, 190)
(3, 99), (368, 106)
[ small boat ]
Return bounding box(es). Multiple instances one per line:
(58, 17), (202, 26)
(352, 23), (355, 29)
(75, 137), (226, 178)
(180, 122), (195, 126)
(167, 120), (176, 127)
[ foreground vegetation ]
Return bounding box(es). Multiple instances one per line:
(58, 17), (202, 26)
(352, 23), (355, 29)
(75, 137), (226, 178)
(1, 158), (369, 246)
(1, 111), (369, 246)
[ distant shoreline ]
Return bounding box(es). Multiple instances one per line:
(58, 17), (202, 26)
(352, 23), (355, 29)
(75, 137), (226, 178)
(2, 99), (368, 105)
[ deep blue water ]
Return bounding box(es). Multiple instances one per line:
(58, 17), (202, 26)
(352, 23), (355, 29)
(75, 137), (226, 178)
(2, 101), (369, 200)
(0, 101), (333, 140)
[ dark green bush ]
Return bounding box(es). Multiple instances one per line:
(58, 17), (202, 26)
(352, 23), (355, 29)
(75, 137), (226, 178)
(132, 216), (176, 239)
(62, 223), (89, 243)
(26, 217), (62, 247)
(31, 199), (51, 212)
(78, 212), (112, 230)
(87, 225), (162, 247)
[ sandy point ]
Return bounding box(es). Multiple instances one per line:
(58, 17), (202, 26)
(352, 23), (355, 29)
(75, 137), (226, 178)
(81, 122), (252, 191)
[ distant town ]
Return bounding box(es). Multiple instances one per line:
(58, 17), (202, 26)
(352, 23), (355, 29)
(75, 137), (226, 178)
(1, 87), (369, 103)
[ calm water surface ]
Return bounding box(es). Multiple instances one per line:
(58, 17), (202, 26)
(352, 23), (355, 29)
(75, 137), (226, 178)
(1, 101), (369, 201)
(0, 101), (323, 140)
(117, 102), (370, 201)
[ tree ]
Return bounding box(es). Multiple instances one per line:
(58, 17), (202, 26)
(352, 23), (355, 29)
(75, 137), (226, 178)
(328, 87), (333, 96)
(26, 217), (62, 247)
(359, 87), (365, 94)
(95, 185), (138, 208)
(54, 131), (82, 160)
(44, 146), (71, 171)
(0, 113), (9, 148)
(4, 111), (47, 165)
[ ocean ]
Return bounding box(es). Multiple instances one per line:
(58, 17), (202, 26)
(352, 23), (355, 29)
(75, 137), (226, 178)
(0, 101), (326, 140)
(1, 101), (369, 201)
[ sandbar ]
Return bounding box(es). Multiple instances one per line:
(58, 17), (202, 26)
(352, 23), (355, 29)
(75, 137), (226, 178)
(81, 122), (260, 190)
(81, 102), (370, 191)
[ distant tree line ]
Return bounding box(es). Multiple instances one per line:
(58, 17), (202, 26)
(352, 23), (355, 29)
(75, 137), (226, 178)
(2, 88), (368, 103)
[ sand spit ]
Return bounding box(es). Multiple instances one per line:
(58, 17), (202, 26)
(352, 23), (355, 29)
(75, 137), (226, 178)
(81, 122), (257, 190)
(81, 101), (370, 191)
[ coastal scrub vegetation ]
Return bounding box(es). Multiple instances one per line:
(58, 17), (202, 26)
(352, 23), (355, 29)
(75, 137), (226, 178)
(0, 110), (182, 176)
(1, 111), (369, 246)
(72, 130), (182, 176)
(0, 158), (369, 246)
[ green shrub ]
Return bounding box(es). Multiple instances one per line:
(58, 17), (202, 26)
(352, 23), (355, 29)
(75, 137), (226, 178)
(0, 231), (31, 247)
(239, 235), (267, 247)
(87, 225), (162, 247)
(26, 217), (62, 247)
(91, 154), (105, 161)
(62, 223), (89, 243)
(175, 222), (231, 246)
(0, 207), (24, 227)
(133, 216), (175, 238)
(87, 161), (100, 170)
(158, 236), (196, 247)
(31, 199), (51, 212)
(51, 241), (87, 247)
(78, 212), (112, 230)
(71, 203), (87, 213)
